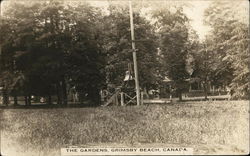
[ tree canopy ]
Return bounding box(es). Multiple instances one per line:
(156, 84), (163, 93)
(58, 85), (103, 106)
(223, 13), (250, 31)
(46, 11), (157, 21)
(0, 1), (105, 105)
(203, 1), (249, 99)
(0, 0), (249, 106)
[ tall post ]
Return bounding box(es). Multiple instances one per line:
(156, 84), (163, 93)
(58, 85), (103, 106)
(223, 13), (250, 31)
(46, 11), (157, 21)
(0, 2), (2, 58)
(120, 92), (124, 106)
(204, 44), (208, 100)
(129, 1), (140, 105)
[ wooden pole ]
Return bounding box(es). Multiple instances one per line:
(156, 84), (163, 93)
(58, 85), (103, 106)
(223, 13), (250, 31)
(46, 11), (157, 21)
(141, 92), (144, 105)
(121, 92), (124, 106)
(129, 1), (140, 106)
(204, 44), (208, 100)
(0, 2), (2, 58)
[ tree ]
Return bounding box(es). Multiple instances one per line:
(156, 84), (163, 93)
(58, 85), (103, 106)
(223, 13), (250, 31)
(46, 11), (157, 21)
(101, 4), (159, 93)
(0, 2), (39, 105)
(192, 40), (220, 100)
(152, 6), (191, 100)
(64, 3), (105, 105)
(204, 1), (249, 99)
(0, 1), (106, 106)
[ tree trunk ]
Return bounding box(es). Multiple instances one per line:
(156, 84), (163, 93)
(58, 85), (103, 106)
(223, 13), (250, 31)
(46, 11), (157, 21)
(79, 92), (84, 105)
(14, 95), (18, 106)
(204, 78), (208, 100)
(178, 91), (182, 101)
(89, 89), (100, 106)
(28, 95), (31, 105)
(47, 95), (52, 105)
(204, 87), (208, 100)
(56, 83), (62, 105)
(2, 89), (9, 106)
(144, 88), (149, 99)
(57, 93), (62, 105)
(61, 77), (67, 106)
(25, 96), (28, 106)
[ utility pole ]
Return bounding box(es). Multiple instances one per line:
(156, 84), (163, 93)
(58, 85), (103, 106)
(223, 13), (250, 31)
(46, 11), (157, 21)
(204, 44), (208, 100)
(0, 1), (2, 57)
(0, 2), (2, 70)
(129, 1), (140, 105)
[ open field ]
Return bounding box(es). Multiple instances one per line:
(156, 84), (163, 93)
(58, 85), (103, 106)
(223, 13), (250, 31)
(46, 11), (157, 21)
(0, 100), (249, 155)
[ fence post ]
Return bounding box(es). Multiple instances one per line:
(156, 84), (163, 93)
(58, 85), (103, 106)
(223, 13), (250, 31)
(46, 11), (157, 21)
(141, 92), (144, 105)
(121, 92), (124, 106)
(116, 92), (119, 105)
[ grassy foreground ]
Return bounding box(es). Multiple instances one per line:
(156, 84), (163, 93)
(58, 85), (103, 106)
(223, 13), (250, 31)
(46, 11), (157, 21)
(0, 101), (249, 155)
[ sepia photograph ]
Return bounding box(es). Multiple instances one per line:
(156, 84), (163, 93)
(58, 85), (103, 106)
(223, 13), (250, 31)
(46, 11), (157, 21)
(0, 0), (249, 155)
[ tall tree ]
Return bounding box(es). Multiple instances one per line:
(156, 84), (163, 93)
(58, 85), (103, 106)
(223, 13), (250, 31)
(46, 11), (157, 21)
(152, 6), (190, 100)
(0, 1), (106, 105)
(204, 1), (249, 99)
(102, 4), (159, 93)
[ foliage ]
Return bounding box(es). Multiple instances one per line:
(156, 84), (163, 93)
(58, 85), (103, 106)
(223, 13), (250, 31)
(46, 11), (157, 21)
(0, 1), (105, 104)
(1, 0), (248, 105)
(204, 1), (249, 99)
(102, 4), (159, 91)
(152, 6), (191, 100)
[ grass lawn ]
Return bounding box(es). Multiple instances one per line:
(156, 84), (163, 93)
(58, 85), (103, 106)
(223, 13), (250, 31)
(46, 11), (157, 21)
(0, 100), (249, 155)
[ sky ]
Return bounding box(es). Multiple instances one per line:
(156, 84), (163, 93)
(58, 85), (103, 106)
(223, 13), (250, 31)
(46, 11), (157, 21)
(184, 1), (211, 40)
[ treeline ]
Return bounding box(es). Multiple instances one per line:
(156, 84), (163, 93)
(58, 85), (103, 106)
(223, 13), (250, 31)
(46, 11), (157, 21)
(0, 1), (248, 106)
